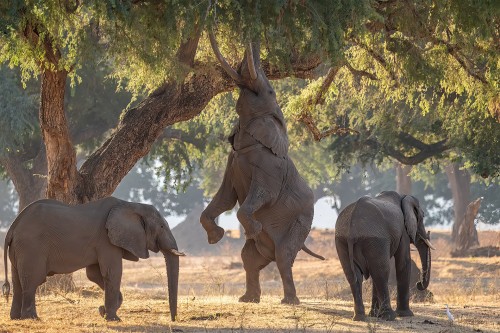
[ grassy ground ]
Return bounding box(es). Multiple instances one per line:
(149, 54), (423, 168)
(0, 230), (498, 332)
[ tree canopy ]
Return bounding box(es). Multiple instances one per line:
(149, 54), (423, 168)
(0, 0), (498, 215)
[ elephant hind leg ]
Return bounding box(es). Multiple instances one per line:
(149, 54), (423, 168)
(336, 239), (365, 321)
(18, 260), (46, 320)
(10, 265), (22, 320)
(369, 258), (396, 321)
(86, 264), (123, 318)
(239, 240), (271, 303)
(369, 280), (380, 317)
(275, 218), (310, 305)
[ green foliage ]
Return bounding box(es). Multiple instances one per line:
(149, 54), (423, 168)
(0, 67), (38, 157)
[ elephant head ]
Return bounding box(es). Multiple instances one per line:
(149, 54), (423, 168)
(106, 202), (185, 321)
(401, 195), (435, 291)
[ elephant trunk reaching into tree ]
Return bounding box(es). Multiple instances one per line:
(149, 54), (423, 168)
(200, 29), (324, 305)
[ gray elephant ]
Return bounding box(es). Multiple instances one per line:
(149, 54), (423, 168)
(2, 197), (184, 321)
(200, 32), (324, 305)
(335, 191), (435, 321)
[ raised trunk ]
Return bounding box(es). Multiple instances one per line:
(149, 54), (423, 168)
(163, 253), (179, 321)
(39, 68), (81, 204)
(416, 240), (431, 291)
(445, 164), (471, 241)
(395, 163), (412, 195)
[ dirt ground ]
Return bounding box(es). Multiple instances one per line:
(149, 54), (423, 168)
(0, 230), (498, 332)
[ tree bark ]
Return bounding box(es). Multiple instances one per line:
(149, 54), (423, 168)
(445, 163), (471, 241)
(0, 147), (47, 211)
(455, 197), (481, 252)
(395, 162), (412, 195)
(39, 68), (82, 204)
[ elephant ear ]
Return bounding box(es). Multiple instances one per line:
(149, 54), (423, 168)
(401, 195), (418, 243)
(106, 204), (149, 260)
(246, 115), (288, 157)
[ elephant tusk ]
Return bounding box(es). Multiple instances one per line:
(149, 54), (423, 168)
(423, 238), (436, 250)
(410, 246), (417, 252)
(169, 249), (186, 256)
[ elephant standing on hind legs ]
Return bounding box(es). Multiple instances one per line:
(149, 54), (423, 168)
(335, 191), (435, 321)
(200, 31), (324, 305)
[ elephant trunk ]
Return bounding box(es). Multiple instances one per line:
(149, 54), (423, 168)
(416, 238), (431, 291)
(163, 252), (179, 321)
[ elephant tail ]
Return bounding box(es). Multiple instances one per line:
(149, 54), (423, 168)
(301, 245), (325, 260)
(348, 239), (357, 284)
(2, 230), (11, 303)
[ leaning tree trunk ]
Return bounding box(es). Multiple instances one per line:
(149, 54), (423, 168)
(395, 163), (412, 195)
(445, 164), (471, 242)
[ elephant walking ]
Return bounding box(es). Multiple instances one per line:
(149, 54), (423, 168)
(2, 197), (184, 321)
(335, 191), (434, 321)
(200, 31), (324, 305)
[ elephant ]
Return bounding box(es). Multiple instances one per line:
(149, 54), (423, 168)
(335, 191), (435, 321)
(200, 31), (324, 305)
(2, 197), (184, 321)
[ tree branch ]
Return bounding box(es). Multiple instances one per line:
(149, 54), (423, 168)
(384, 137), (450, 165)
(78, 55), (322, 201)
(296, 66), (359, 141)
(157, 128), (206, 150)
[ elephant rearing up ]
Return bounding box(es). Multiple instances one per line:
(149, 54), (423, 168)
(200, 31), (324, 305)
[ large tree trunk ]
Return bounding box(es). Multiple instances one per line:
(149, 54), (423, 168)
(445, 163), (471, 242)
(39, 68), (81, 204)
(454, 198), (481, 252)
(395, 162), (412, 195)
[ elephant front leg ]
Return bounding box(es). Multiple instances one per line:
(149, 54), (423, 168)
(200, 154), (237, 244)
(101, 262), (123, 321)
(86, 264), (123, 319)
(394, 245), (414, 317)
(239, 240), (271, 303)
(237, 180), (273, 240)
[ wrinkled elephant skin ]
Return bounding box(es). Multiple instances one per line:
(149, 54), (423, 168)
(2, 197), (184, 321)
(335, 191), (434, 321)
(200, 33), (324, 305)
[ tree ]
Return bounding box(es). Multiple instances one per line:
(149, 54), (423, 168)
(1, 1), (498, 216)
(0, 65), (131, 210)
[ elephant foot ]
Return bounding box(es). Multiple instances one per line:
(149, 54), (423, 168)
(379, 309), (396, 321)
(396, 308), (414, 317)
(244, 222), (262, 240)
(99, 306), (106, 317)
(281, 296), (300, 305)
(352, 313), (366, 321)
(20, 313), (39, 320)
(10, 310), (21, 320)
(105, 313), (121, 322)
(368, 308), (380, 317)
(207, 226), (225, 244)
(239, 294), (260, 303)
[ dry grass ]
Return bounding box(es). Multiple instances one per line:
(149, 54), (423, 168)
(0, 230), (499, 332)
